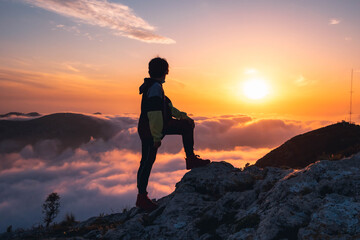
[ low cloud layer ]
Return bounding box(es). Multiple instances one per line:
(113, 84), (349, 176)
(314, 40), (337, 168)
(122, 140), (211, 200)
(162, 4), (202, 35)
(0, 113), (329, 231)
(24, 0), (175, 43)
(0, 113), (316, 160)
(194, 116), (313, 150)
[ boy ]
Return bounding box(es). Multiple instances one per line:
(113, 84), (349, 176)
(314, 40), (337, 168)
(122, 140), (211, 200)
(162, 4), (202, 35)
(136, 57), (210, 211)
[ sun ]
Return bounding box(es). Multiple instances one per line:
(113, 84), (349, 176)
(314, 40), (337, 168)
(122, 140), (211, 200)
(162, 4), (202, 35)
(242, 78), (269, 100)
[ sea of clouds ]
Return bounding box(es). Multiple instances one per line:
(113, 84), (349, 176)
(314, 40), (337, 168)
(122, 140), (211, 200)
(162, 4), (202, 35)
(0, 113), (329, 231)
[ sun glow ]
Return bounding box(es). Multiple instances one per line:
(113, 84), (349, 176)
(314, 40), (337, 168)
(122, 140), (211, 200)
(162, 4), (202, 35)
(242, 78), (269, 100)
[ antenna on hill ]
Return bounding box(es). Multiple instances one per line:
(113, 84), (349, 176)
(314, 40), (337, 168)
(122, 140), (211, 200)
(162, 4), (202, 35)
(349, 68), (354, 124)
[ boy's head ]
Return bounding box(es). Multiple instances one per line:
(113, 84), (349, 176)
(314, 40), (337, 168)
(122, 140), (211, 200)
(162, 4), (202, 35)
(148, 57), (169, 78)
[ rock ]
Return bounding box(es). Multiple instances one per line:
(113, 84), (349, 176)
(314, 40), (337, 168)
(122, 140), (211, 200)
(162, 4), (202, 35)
(103, 155), (360, 239)
(84, 229), (102, 239)
(227, 228), (255, 240)
(298, 194), (360, 239)
(3, 153), (360, 239)
(173, 221), (186, 229)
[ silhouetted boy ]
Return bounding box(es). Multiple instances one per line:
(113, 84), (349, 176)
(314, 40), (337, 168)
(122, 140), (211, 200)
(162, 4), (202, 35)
(136, 57), (210, 211)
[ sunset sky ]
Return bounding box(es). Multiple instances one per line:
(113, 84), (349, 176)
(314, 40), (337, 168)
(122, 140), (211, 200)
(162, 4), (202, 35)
(1, 0), (360, 121)
(1, 0), (360, 231)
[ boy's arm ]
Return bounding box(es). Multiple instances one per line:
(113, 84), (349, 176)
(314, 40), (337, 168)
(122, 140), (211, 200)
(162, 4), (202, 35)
(169, 101), (195, 128)
(169, 101), (189, 120)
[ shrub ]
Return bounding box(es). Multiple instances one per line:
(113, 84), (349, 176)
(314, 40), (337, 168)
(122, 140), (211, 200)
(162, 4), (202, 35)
(42, 192), (61, 227)
(61, 213), (76, 227)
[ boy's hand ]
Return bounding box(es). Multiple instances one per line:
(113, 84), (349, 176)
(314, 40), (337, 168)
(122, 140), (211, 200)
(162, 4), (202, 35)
(154, 141), (161, 148)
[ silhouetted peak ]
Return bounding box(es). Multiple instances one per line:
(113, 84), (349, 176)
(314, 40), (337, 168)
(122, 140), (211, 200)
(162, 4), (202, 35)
(255, 122), (360, 168)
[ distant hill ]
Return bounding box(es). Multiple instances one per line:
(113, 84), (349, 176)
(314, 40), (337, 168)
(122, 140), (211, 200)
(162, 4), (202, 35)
(0, 113), (115, 154)
(255, 121), (360, 168)
(0, 112), (41, 118)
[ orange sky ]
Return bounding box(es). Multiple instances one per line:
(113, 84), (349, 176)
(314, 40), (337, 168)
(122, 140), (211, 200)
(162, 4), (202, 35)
(1, 0), (360, 122)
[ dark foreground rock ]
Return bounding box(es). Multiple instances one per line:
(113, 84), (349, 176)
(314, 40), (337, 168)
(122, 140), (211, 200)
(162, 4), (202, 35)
(256, 121), (360, 168)
(3, 154), (360, 240)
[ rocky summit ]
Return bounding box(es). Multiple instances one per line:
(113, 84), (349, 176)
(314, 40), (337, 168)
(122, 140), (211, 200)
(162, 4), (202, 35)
(4, 154), (360, 240)
(256, 121), (360, 169)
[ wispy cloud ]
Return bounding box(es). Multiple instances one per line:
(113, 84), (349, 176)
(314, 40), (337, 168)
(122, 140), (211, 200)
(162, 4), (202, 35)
(329, 18), (341, 25)
(24, 0), (175, 44)
(294, 75), (316, 87)
(53, 23), (96, 40)
(0, 68), (54, 89)
(244, 68), (258, 75)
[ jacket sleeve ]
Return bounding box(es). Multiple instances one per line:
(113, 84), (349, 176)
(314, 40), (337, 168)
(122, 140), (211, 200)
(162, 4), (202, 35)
(147, 111), (163, 142)
(146, 83), (164, 142)
(169, 101), (189, 120)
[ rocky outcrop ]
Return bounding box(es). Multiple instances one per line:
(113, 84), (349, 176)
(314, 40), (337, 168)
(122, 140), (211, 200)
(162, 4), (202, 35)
(101, 156), (360, 240)
(5, 153), (359, 239)
(256, 121), (360, 168)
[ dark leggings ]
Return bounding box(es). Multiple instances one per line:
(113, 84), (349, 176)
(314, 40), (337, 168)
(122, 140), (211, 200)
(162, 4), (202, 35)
(137, 119), (194, 194)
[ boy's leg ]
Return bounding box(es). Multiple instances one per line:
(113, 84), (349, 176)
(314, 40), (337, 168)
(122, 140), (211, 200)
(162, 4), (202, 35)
(164, 118), (210, 170)
(137, 138), (158, 194)
(163, 119), (194, 157)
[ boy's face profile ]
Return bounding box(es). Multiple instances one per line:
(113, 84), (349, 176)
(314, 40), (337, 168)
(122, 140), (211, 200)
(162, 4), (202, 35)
(163, 69), (169, 79)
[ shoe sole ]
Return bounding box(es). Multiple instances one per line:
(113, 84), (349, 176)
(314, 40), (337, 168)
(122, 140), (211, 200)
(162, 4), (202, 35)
(186, 161), (211, 170)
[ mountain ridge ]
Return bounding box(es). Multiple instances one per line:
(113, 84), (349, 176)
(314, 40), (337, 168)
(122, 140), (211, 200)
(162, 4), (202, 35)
(255, 121), (360, 168)
(0, 113), (115, 154)
(0, 112), (41, 118)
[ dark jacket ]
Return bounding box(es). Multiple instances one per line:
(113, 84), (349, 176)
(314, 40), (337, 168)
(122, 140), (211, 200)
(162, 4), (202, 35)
(138, 78), (172, 140)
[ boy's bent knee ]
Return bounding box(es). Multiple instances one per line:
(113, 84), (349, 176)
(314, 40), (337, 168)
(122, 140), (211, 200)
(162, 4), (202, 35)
(179, 119), (194, 131)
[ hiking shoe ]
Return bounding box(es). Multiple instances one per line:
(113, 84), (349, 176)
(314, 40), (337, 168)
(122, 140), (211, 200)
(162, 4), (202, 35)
(185, 155), (211, 170)
(136, 193), (158, 212)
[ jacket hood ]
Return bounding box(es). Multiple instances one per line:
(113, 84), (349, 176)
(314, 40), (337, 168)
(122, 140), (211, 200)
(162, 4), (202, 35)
(139, 78), (163, 94)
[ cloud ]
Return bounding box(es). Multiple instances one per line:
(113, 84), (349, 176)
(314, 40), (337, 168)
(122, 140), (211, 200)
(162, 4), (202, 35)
(294, 75), (316, 87)
(0, 113), (331, 231)
(194, 116), (313, 150)
(64, 63), (81, 72)
(24, 0), (175, 44)
(53, 23), (96, 41)
(0, 113), (321, 158)
(329, 18), (341, 25)
(0, 68), (54, 89)
(0, 147), (187, 232)
(244, 68), (258, 75)
(0, 149), (141, 230)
